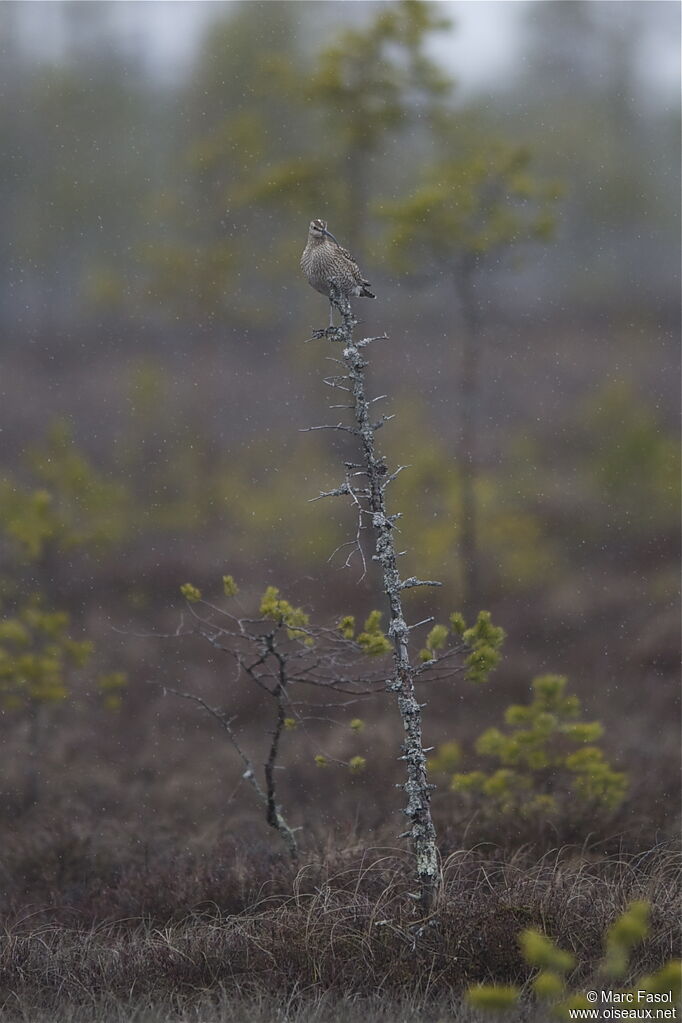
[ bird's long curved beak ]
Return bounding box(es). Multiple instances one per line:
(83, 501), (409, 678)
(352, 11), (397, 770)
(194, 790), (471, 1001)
(322, 228), (338, 244)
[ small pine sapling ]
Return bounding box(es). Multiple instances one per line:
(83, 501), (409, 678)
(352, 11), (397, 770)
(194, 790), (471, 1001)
(0, 597), (96, 808)
(467, 902), (681, 1018)
(441, 673), (627, 832)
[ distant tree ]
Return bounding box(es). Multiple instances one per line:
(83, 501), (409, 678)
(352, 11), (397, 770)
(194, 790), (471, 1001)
(288, 0), (453, 259)
(0, 420), (131, 597)
(0, 34), (157, 338)
(0, 423), (128, 809)
(511, 0), (677, 311)
(140, 0), (308, 324)
(382, 140), (560, 615)
(0, 597), (92, 809)
(145, 0), (454, 323)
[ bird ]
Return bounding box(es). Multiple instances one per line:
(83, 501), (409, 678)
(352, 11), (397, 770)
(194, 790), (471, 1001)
(300, 218), (375, 327)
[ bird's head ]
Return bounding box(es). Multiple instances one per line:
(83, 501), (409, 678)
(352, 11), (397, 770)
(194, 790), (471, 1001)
(309, 218), (337, 244)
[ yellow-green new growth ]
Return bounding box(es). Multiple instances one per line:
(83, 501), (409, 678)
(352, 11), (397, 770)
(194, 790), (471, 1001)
(338, 614), (355, 640)
(462, 610), (505, 683)
(532, 970), (566, 1000)
(467, 901), (679, 1018)
(636, 961), (682, 1004)
(449, 611), (466, 635)
(520, 928), (575, 973)
(180, 583), (202, 603)
(99, 671), (127, 712)
(259, 586), (311, 642)
(357, 610), (392, 656)
(448, 673), (627, 822)
(419, 622), (448, 662)
(428, 740), (461, 774)
(0, 599), (93, 709)
(467, 984), (519, 1012)
(222, 574), (239, 597)
(348, 756), (366, 774)
(603, 901), (650, 979)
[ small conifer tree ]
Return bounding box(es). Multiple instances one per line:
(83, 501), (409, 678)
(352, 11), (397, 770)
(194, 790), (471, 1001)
(437, 673), (627, 833)
(382, 141), (560, 616)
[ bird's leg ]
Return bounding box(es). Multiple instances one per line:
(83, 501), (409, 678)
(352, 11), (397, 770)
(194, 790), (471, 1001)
(310, 304), (336, 341)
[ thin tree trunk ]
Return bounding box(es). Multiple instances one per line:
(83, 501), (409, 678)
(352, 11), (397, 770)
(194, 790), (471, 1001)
(320, 292), (441, 913)
(456, 263), (481, 620)
(265, 642), (299, 861)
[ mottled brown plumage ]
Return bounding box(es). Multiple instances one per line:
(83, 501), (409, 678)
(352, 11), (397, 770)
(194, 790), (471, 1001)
(300, 219), (375, 326)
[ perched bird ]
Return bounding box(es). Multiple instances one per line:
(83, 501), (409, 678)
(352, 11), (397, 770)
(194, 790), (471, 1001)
(300, 218), (375, 327)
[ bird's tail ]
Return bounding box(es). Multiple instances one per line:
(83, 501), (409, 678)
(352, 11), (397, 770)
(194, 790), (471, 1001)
(360, 286), (376, 299)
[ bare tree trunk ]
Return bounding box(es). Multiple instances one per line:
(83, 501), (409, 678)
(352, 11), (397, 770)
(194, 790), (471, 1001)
(162, 683), (299, 861)
(455, 263), (481, 621)
(314, 292), (441, 913)
(264, 638), (298, 859)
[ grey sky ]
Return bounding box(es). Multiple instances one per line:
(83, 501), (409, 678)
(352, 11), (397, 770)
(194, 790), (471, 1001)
(6, 0), (680, 106)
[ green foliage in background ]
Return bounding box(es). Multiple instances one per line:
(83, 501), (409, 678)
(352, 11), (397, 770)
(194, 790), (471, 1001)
(444, 673), (627, 824)
(2, 375), (676, 617)
(386, 416), (562, 595)
(0, 420), (131, 562)
(0, 421), (128, 731)
(0, 596), (126, 721)
(467, 901), (681, 1018)
(381, 140), (561, 274)
(0, 598), (91, 710)
(306, 0), (452, 147)
(583, 380), (681, 536)
(297, 0), (452, 252)
(0, 399), (563, 606)
(510, 378), (680, 544)
(1, 0), (676, 331)
(98, 671), (128, 712)
(139, 0), (455, 317)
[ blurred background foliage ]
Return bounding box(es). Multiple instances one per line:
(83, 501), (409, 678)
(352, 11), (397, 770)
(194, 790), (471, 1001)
(0, 0), (678, 841)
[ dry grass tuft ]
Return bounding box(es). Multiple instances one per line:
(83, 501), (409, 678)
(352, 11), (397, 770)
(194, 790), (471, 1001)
(0, 832), (679, 1022)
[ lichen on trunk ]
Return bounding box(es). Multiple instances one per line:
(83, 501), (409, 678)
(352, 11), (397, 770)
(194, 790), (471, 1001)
(308, 288), (441, 912)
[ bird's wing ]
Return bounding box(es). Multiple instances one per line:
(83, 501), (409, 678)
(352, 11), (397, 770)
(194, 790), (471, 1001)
(338, 246), (369, 284)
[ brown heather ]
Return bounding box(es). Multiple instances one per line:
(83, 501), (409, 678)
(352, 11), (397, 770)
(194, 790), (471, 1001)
(1, 827), (679, 1023)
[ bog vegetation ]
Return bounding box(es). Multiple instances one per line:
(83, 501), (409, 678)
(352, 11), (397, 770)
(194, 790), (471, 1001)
(0, 2), (679, 1021)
